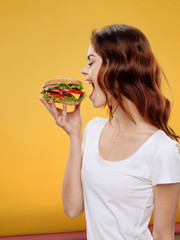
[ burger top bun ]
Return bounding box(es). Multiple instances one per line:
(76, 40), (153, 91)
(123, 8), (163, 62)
(43, 78), (82, 88)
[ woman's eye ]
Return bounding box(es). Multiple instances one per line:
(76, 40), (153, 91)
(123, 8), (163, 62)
(88, 62), (93, 66)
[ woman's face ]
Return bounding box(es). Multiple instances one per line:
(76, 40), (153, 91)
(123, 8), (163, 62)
(80, 44), (107, 108)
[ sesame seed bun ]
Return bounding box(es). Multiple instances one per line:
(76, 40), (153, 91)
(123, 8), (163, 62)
(43, 78), (82, 88)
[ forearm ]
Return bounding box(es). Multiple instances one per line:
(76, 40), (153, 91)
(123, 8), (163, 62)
(62, 134), (84, 218)
(153, 232), (174, 240)
(154, 237), (174, 240)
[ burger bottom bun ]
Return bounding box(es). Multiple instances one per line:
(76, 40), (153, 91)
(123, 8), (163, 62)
(45, 97), (82, 106)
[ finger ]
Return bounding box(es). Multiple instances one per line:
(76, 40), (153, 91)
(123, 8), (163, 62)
(39, 97), (54, 115)
(49, 100), (61, 119)
(60, 104), (67, 125)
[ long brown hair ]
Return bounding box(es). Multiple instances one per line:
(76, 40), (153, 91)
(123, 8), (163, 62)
(90, 24), (179, 142)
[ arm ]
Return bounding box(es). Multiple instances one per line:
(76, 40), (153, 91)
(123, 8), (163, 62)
(39, 97), (84, 218)
(152, 183), (180, 240)
(62, 136), (84, 218)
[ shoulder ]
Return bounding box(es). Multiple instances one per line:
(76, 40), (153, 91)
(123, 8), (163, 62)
(141, 130), (179, 170)
(149, 131), (180, 186)
(85, 117), (108, 130)
(82, 117), (108, 151)
(152, 130), (179, 155)
(150, 130), (180, 171)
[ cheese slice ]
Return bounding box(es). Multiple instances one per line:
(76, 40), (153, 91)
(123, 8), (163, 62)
(70, 93), (81, 99)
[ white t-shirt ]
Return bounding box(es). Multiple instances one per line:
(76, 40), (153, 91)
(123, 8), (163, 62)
(81, 117), (180, 240)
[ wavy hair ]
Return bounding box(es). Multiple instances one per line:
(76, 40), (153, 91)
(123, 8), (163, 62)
(90, 24), (179, 142)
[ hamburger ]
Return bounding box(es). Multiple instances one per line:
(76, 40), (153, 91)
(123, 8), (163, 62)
(40, 78), (87, 105)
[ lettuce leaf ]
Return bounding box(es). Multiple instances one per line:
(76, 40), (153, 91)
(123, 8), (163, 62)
(54, 82), (84, 91)
(78, 92), (87, 100)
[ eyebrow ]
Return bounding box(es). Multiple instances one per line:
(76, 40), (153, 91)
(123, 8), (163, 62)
(87, 54), (96, 60)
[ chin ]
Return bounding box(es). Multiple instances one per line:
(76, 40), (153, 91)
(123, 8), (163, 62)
(91, 94), (106, 108)
(93, 104), (101, 109)
(92, 100), (106, 109)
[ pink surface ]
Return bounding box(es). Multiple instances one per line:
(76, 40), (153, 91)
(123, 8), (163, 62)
(0, 224), (179, 239)
(0, 231), (86, 240)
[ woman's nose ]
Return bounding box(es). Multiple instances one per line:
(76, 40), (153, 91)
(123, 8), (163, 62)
(80, 65), (88, 75)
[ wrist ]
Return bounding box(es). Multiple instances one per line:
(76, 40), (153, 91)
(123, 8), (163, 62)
(69, 131), (82, 140)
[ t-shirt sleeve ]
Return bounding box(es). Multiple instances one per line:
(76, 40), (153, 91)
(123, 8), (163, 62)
(81, 117), (99, 151)
(81, 123), (88, 151)
(81, 119), (93, 151)
(150, 140), (180, 186)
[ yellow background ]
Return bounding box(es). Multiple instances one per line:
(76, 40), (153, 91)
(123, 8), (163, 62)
(0, 0), (180, 237)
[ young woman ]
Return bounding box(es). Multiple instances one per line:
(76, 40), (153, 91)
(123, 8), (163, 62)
(39, 24), (180, 240)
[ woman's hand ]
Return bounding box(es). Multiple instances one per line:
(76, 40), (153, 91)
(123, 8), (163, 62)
(39, 97), (82, 137)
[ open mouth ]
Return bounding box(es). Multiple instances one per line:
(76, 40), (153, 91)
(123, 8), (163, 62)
(86, 79), (95, 98)
(86, 80), (94, 85)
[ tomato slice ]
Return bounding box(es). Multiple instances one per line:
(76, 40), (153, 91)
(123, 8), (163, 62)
(56, 88), (84, 95)
(49, 93), (67, 98)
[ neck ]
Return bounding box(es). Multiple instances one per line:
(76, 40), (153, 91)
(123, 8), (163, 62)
(109, 97), (151, 135)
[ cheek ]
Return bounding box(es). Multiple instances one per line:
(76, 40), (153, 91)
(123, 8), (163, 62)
(89, 65), (100, 79)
